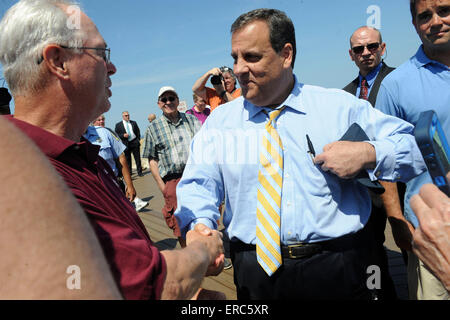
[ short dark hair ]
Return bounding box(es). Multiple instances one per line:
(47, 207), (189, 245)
(231, 8), (297, 68)
(410, 0), (417, 19)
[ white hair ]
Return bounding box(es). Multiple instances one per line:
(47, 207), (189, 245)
(0, 0), (86, 96)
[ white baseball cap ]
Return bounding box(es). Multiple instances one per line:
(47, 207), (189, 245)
(158, 86), (177, 98)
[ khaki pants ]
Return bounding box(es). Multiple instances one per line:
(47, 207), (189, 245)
(408, 251), (450, 300)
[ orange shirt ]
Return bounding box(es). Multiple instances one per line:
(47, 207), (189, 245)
(205, 87), (242, 112)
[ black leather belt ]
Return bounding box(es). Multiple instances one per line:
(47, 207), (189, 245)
(281, 243), (323, 259)
(230, 241), (323, 260)
(230, 223), (371, 260)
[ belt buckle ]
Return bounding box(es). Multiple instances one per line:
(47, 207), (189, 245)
(287, 243), (306, 259)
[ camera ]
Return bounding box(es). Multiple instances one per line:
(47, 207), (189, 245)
(211, 74), (223, 86)
(414, 110), (450, 196)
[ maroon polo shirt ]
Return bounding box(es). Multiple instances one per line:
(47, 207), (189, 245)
(6, 115), (166, 300)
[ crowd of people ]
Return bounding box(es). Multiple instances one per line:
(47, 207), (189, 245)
(0, 0), (449, 301)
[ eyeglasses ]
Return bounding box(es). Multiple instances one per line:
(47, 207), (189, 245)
(159, 96), (177, 103)
(37, 45), (111, 64)
(61, 46), (111, 64)
(351, 42), (380, 55)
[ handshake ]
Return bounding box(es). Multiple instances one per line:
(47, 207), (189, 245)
(186, 223), (226, 277)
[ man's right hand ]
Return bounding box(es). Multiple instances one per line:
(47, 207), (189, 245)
(209, 67), (221, 77)
(187, 223), (225, 276)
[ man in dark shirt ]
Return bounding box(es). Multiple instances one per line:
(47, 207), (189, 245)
(0, 0), (224, 300)
(343, 26), (398, 300)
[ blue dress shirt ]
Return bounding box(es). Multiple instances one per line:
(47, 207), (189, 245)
(375, 46), (450, 227)
(175, 75), (426, 244)
(84, 126), (126, 176)
(356, 62), (383, 98)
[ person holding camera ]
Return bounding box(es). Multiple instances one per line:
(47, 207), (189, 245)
(192, 66), (241, 112)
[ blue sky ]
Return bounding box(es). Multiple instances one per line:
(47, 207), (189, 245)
(1, 0), (421, 132)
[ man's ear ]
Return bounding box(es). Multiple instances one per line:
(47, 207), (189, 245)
(41, 45), (71, 80)
(380, 42), (386, 56)
(349, 49), (355, 62)
(281, 43), (293, 68)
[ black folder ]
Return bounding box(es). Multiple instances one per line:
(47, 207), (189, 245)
(339, 123), (385, 194)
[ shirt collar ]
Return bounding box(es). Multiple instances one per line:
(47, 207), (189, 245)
(84, 125), (100, 140)
(162, 112), (183, 126)
(246, 74), (304, 120)
(6, 115), (99, 160)
(412, 45), (450, 70)
(359, 62), (383, 87)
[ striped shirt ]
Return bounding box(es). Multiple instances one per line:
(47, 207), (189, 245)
(142, 112), (201, 179)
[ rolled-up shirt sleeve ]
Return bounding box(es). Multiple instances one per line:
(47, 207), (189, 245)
(351, 99), (426, 183)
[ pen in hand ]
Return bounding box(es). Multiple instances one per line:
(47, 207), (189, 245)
(306, 134), (316, 163)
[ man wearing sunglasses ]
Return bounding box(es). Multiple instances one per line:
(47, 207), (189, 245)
(344, 26), (394, 107)
(375, 0), (450, 300)
(142, 86), (201, 248)
(343, 26), (398, 300)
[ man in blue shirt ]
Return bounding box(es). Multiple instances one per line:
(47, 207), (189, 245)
(375, 0), (450, 300)
(344, 26), (398, 300)
(175, 8), (426, 300)
(84, 115), (148, 212)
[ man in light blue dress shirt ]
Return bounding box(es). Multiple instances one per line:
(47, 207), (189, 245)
(175, 8), (426, 300)
(375, 0), (450, 300)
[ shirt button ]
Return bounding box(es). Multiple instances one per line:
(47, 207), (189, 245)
(287, 201), (292, 207)
(375, 171), (381, 177)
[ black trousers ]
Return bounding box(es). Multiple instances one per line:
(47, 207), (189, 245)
(230, 226), (374, 300)
(124, 138), (142, 175)
(366, 204), (398, 300)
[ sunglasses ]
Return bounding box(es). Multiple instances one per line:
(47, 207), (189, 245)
(159, 96), (177, 103)
(351, 42), (380, 55)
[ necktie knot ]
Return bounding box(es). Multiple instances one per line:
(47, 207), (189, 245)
(266, 106), (285, 127)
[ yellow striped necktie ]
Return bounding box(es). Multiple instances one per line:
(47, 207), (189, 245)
(256, 106), (285, 276)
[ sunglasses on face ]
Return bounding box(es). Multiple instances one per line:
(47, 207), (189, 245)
(351, 42), (380, 55)
(159, 96), (177, 103)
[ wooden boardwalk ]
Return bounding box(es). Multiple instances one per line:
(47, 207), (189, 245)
(131, 168), (408, 300)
